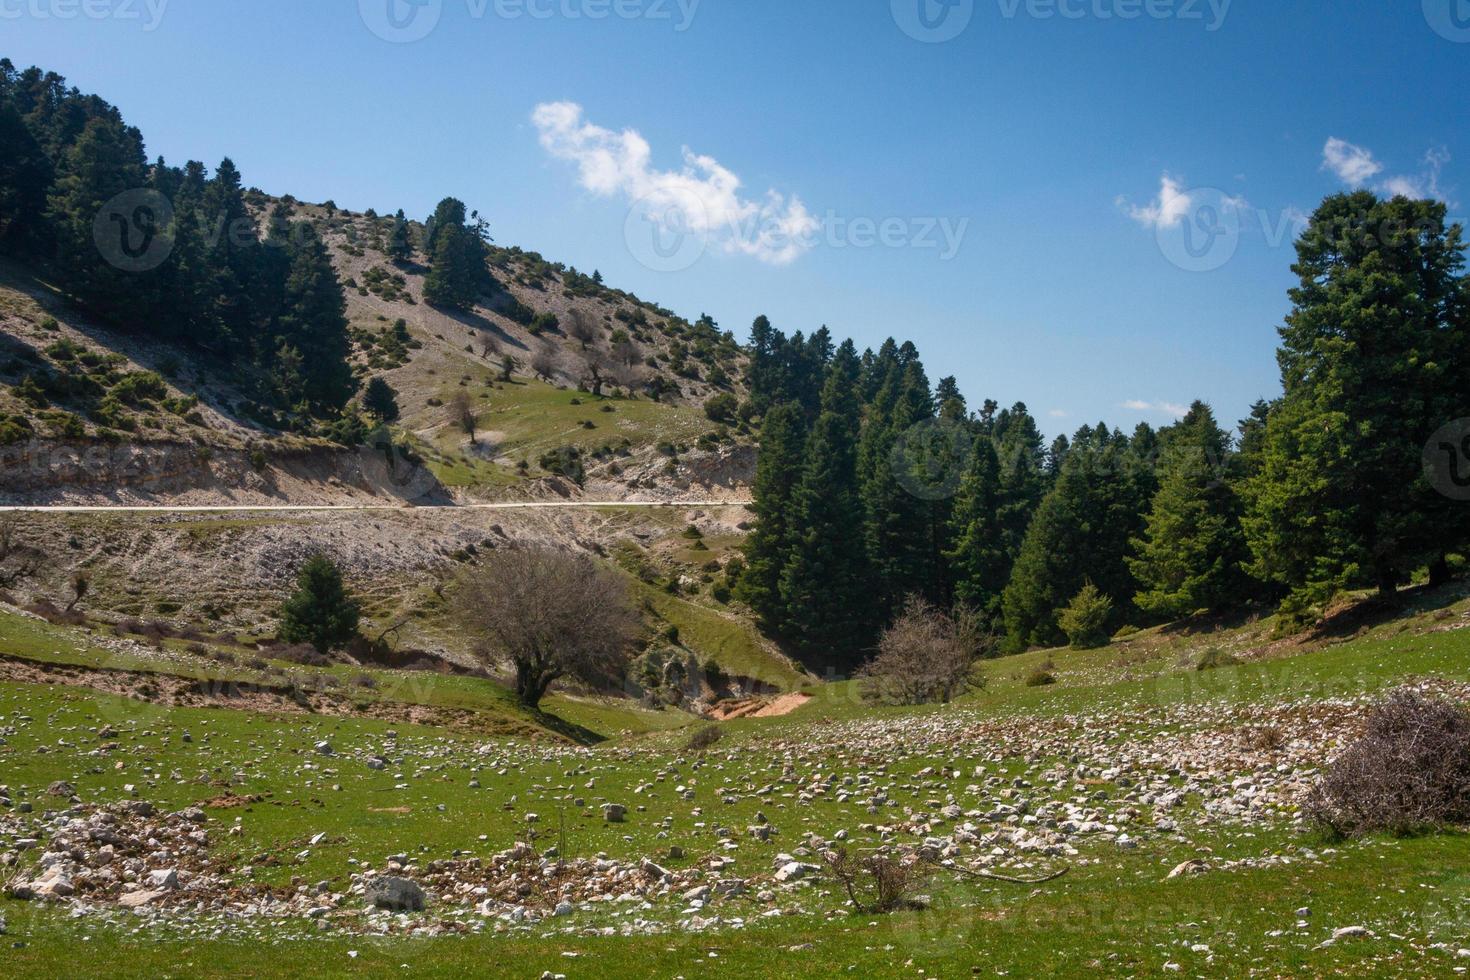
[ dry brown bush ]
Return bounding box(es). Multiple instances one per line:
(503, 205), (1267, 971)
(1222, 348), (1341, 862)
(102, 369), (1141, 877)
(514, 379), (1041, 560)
(822, 847), (934, 913)
(1307, 689), (1470, 838)
(859, 598), (989, 705)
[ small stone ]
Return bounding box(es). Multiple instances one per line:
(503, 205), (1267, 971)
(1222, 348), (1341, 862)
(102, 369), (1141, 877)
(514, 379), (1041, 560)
(146, 868), (179, 890)
(119, 889), (167, 909)
(602, 803), (626, 823)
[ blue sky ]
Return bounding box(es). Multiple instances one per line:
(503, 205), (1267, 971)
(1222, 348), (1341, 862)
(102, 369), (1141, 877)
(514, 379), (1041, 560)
(5, 1), (1466, 436)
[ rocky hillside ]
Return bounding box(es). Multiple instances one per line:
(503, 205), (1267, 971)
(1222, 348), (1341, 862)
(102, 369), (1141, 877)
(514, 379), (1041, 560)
(0, 197), (755, 506)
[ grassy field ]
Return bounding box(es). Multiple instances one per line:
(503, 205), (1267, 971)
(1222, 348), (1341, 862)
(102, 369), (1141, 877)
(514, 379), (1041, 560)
(2, 590), (1469, 977)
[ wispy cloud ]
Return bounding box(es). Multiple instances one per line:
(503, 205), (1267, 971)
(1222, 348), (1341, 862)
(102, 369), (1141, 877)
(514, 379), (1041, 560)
(531, 101), (819, 265)
(1118, 174), (1247, 233)
(1321, 138), (1383, 187)
(1322, 138), (1454, 204)
(1118, 174), (1194, 231)
(1123, 400), (1189, 417)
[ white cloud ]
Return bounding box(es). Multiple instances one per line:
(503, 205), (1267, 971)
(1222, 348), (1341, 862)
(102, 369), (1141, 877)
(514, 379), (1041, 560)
(1123, 400), (1189, 417)
(1047, 408), (1069, 418)
(531, 102), (819, 265)
(1322, 139), (1454, 205)
(1322, 138), (1383, 187)
(1119, 175), (1194, 231)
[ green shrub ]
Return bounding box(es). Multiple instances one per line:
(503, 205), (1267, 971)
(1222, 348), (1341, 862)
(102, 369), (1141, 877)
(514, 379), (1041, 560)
(1025, 666), (1057, 687)
(1195, 648), (1241, 671)
(1058, 582), (1113, 650)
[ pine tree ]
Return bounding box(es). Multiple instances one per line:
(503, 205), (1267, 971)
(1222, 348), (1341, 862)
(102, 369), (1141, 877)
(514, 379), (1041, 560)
(0, 98), (52, 254)
(278, 554), (361, 654)
(778, 341), (873, 666)
(363, 376), (400, 422)
(423, 203), (491, 311)
(275, 222), (354, 411)
(200, 158), (259, 349)
(387, 209), (413, 263)
(1129, 401), (1248, 620)
(1243, 192), (1469, 616)
(1001, 424), (1149, 651)
(992, 403), (1048, 565)
(860, 360), (940, 616)
(45, 115), (148, 322)
(946, 436), (1007, 621)
(735, 401), (807, 629)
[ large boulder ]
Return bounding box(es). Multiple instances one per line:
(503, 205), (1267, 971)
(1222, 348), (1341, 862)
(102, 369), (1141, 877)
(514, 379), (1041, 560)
(364, 875), (426, 912)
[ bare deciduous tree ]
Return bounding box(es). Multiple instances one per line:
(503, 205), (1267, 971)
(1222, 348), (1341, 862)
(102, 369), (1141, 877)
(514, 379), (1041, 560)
(611, 337), (640, 369)
(448, 391), (477, 443)
(566, 309), (597, 349)
(858, 597), (989, 705)
(451, 548), (639, 708)
(531, 348), (558, 383)
(0, 517), (45, 589)
(478, 335), (500, 359)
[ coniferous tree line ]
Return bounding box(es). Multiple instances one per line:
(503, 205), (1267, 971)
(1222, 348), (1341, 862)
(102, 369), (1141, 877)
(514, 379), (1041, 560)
(0, 61), (356, 419)
(738, 191), (1470, 666)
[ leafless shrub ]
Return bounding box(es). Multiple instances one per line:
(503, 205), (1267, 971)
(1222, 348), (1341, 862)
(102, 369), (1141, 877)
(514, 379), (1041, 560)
(1248, 725), (1285, 752)
(26, 598), (85, 627)
(447, 391), (477, 443)
(685, 725), (724, 753)
(823, 847), (934, 913)
(858, 597), (989, 705)
(567, 309), (597, 348)
(1307, 689), (1470, 838)
(531, 348), (558, 383)
(450, 547), (639, 707)
(272, 643), (333, 667)
(65, 571), (89, 612)
(0, 516), (45, 589)
(611, 337), (640, 369)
